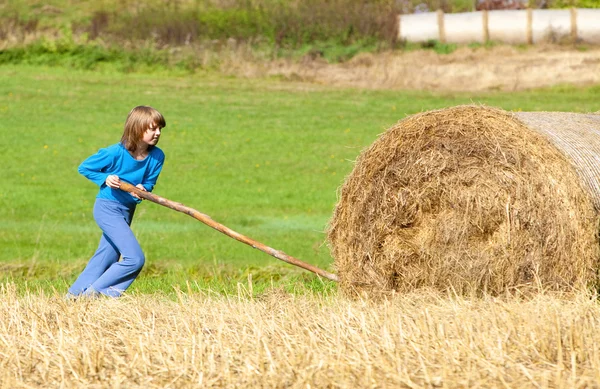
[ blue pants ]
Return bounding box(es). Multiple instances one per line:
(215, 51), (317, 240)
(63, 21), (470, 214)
(69, 198), (145, 297)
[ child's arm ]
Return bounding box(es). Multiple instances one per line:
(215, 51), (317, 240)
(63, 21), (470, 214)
(78, 148), (113, 186)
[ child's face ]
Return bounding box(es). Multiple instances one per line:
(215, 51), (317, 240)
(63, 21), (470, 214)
(142, 123), (162, 147)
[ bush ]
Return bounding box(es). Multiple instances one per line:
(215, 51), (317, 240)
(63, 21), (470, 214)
(82, 0), (402, 49)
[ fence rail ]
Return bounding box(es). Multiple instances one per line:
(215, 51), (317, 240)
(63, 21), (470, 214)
(398, 8), (600, 44)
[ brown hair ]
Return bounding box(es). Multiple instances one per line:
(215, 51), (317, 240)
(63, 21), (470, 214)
(121, 106), (166, 153)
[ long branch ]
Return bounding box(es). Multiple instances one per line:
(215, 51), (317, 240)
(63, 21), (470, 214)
(119, 182), (339, 282)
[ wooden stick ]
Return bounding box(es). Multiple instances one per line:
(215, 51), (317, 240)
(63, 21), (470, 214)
(120, 182), (339, 282)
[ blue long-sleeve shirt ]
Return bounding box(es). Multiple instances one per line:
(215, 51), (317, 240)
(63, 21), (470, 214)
(78, 143), (165, 207)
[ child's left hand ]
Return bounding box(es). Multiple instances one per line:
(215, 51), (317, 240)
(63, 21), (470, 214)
(132, 184), (147, 200)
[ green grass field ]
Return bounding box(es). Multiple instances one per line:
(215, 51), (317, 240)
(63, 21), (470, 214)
(2, 64), (599, 295)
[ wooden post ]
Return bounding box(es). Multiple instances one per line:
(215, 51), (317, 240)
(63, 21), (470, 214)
(482, 9), (489, 43)
(526, 8), (533, 44)
(570, 7), (578, 42)
(119, 182), (339, 282)
(397, 13), (402, 43)
(437, 9), (446, 43)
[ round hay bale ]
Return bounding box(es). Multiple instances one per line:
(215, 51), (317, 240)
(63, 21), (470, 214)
(327, 105), (600, 295)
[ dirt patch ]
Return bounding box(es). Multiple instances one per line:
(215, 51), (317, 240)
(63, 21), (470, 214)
(233, 45), (600, 92)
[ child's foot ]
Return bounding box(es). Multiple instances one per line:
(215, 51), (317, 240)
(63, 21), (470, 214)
(64, 292), (79, 301)
(82, 287), (101, 298)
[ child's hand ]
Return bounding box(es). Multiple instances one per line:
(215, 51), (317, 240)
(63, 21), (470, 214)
(105, 175), (120, 189)
(131, 184), (147, 200)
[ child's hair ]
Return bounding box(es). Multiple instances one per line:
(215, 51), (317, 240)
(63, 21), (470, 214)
(121, 106), (166, 153)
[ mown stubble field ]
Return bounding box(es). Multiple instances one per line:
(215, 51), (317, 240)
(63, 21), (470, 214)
(2, 285), (600, 388)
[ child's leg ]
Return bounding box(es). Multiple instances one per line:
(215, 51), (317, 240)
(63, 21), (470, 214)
(87, 201), (145, 297)
(68, 234), (120, 295)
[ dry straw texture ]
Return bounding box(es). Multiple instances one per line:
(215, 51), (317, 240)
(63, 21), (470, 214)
(3, 284), (600, 388)
(248, 47), (600, 92)
(328, 105), (600, 296)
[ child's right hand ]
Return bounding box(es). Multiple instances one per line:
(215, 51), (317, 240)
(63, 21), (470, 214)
(105, 175), (121, 189)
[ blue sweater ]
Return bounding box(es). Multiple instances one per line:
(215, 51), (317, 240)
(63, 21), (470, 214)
(78, 143), (165, 207)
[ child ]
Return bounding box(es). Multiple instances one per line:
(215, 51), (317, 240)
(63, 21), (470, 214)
(68, 106), (166, 298)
